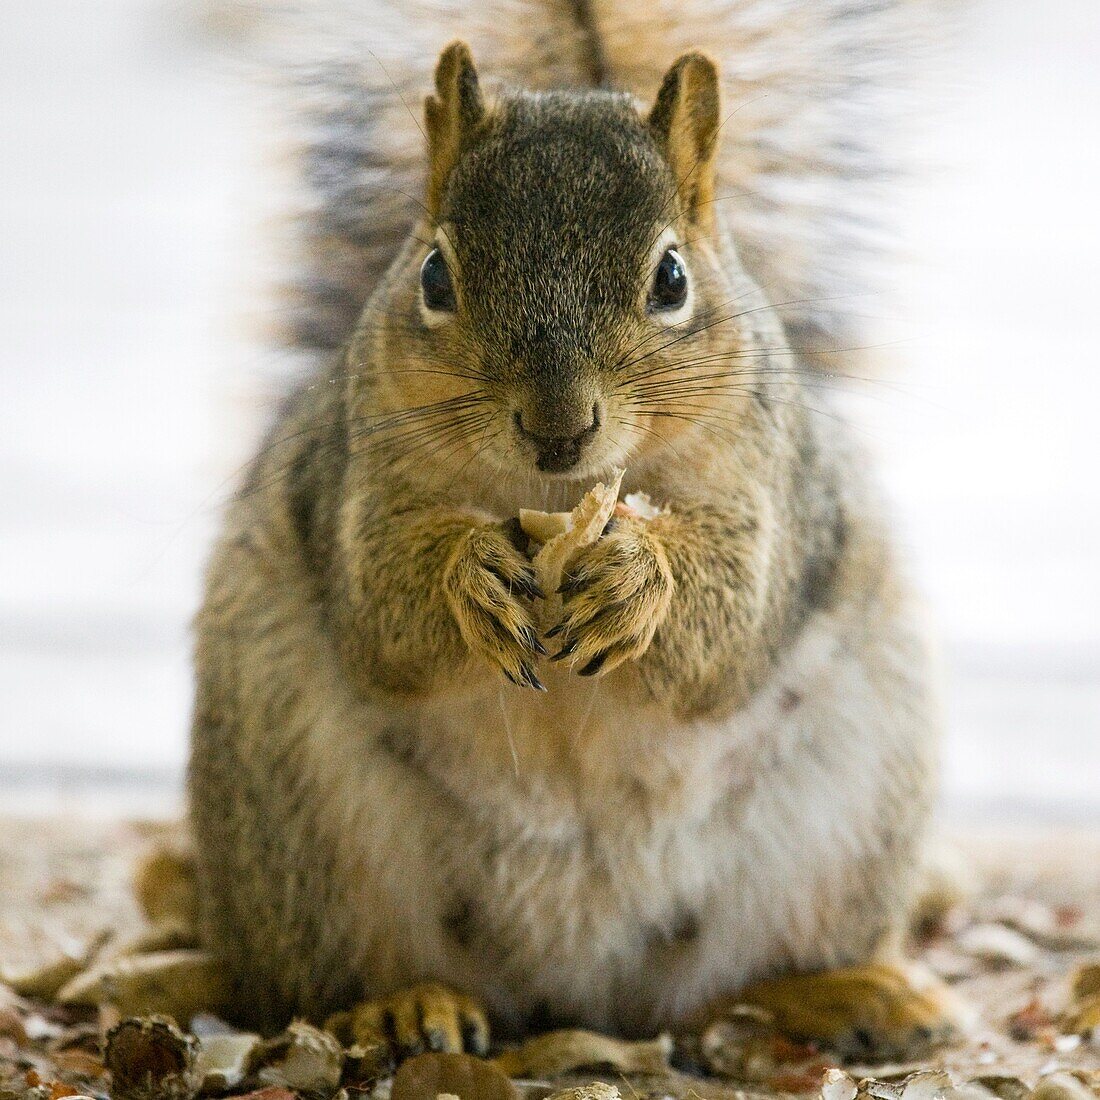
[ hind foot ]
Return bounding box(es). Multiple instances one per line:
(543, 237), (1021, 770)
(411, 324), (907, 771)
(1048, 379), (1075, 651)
(326, 982), (490, 1059)
(718, 962), (966, 1061)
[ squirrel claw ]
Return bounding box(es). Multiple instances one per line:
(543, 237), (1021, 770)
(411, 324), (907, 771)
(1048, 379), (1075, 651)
(504, 664), (546, 692)
(578, 652), (608, 677)
(557, 571), (589, 597)
(549, 638), (578, 662)
(513, 573), (546, 601)
(522, 663), (547, 692)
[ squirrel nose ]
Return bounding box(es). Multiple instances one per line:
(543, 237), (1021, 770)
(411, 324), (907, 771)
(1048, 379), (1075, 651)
(514, 404), (601, 473)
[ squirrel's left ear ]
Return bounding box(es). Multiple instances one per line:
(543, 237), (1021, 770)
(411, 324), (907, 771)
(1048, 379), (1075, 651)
(425, 41), (485, 219)
(647, 53), (721, 232)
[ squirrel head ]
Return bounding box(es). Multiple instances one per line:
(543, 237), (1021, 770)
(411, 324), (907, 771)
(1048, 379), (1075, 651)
(353, 42), (779, 484)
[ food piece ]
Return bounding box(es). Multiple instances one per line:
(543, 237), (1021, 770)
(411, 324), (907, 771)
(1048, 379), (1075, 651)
(1065, 962), (1100, 1037)
(391, 1052), (518, 1100)
(700, 1007), (782, 1080)
(985, 898), (1100, 953)
(822, 1068), (859, 1100)
(897, 1070), (955, 1100)
(492, 1028), (671, 1078)
(618, 491), (666, 522)
(517, 509), (572, 546)
(247, 1020), (344, 1094)
(57, 949), (228, 1021)
(51, 1049), (108, 1084)
(1006, 996), (1057, 1042)
(519, 469), (624, 603)
(342, 1040), (394, 1087)
(956, 924), (1039, 968)
(545, 1086), (622, 1100)
(193, 1031), (260, 1093)
(2, 933), (109, 1003)
(0, 1005), (28, 1045)
(103, 1015), (198, 1100)
(1031, 1073), (1098, 1100)
(968, 1076), (1030, 1100)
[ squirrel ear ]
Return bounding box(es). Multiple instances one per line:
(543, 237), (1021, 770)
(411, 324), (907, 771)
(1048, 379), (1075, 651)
(647, 53), (721, 230)
(424, 40), (485, 219)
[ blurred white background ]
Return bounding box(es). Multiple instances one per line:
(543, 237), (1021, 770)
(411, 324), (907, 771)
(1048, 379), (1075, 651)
(0, 0), (1097, 820)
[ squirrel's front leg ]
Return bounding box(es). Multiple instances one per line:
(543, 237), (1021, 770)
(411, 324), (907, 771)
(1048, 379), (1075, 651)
(332, 494), (547, 698)
(548, 497), (775, 714)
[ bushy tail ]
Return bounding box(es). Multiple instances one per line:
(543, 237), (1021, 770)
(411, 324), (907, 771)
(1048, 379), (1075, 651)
(232, 0), (937, 368)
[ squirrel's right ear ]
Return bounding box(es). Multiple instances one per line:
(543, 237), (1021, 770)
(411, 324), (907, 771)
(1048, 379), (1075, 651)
(424, 41), (485, 218)
(647, 53), (721, 232)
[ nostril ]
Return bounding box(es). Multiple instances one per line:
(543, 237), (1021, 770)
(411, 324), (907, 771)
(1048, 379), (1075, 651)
(590, 402), (601, 432)
(513, 409), (526, 435)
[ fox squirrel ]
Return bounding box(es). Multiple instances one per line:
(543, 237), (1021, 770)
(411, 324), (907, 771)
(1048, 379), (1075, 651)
(190, 0), (957, 1059)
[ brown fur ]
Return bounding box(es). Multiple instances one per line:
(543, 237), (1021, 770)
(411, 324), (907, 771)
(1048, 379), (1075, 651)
(190, 4), (954, 1051)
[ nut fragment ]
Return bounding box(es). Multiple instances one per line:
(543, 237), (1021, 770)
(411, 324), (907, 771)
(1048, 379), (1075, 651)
(821, 1068), (858, 1100)
(342, 1040), (394, 1087)
(2, 943), (102, 1003)
(545, 1086), (623, 1100)
(248, 1020), (344, 1094)
(700, 1007), (781, 1080)
(194, 1030), (260, 1093)
(392, 1052), (518, 1100)
(956, 924), (1039, 969)
(1066, 963), (1100, 1037)
(519, 469), (624, 623)
(898, 1070), (955, 1100)
(986, 898), (1100, 953)
(968, 1076), (1031, 1100)
(1031, 1072), (1098, 1100)
(104, 1015), (197, 1100)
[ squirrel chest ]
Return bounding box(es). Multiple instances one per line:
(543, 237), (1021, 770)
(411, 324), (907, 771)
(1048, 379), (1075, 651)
(300, 608), (898, 1034)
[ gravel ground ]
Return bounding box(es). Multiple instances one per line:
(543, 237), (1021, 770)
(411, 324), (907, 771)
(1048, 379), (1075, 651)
(1, 818), (1098, 1099)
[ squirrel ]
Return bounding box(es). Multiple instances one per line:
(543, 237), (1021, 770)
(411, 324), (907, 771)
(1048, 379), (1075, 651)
(189, 0), (959, 1058)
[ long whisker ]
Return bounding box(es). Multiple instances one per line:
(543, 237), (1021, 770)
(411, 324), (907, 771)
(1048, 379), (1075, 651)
(642, 410), (748, 450)
(610, 416), (687, 467)
(610, 286), (770, 373)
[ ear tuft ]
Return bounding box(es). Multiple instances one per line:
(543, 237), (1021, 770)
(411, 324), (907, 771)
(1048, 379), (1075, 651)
(647, 53), (721, 230)
(424, 40), (485, 218)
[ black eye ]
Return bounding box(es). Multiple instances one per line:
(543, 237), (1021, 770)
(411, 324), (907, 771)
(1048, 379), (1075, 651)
(649, 248), (688, 312)
(420, 247), (456, 312)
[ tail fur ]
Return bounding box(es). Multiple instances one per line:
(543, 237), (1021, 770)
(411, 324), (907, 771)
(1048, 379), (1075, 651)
(235, 0), (937, 369)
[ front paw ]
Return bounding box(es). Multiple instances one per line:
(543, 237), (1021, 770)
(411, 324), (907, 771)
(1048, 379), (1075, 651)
(443, 523), (547, 690)
(548, 517), (674, 677)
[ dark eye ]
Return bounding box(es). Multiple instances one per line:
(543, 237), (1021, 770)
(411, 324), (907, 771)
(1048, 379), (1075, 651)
(649, 248), (688, 312)
(420, 248), (456, 312)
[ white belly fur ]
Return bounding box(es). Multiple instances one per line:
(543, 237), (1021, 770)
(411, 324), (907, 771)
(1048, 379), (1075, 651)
(301, 583), (936, 1035)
